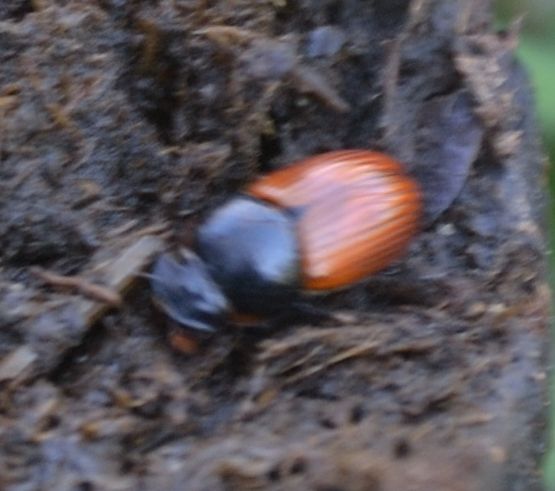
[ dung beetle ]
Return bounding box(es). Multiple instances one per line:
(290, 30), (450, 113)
(150, 150), (422, 334)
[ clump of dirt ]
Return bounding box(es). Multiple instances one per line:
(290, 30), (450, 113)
(0, 1), (549, 490)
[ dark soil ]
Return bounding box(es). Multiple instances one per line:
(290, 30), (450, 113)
(0, 1), (549, 490)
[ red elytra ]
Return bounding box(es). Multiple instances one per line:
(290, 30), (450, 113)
(247, 150), (422, 291)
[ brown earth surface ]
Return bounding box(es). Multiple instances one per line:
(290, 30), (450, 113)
(0, 1), (549, 490)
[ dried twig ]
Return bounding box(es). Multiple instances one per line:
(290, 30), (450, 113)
(31, 267), (122, 306)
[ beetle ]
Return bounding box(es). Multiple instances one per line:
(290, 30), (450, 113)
(150, 149), (422, 335)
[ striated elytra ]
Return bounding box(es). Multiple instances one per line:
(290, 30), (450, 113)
(150, 150), (422, 333)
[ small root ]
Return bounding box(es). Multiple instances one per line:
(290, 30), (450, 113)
(31, 267), (122, 306)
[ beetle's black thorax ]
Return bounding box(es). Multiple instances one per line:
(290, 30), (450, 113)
(195, 196), (301, 316)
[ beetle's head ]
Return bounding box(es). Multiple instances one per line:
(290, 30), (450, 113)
(149, 250), (230, 333)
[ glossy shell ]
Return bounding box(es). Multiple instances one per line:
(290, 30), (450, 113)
(247, 150), (422, 291)
(195, 197), (300, 315)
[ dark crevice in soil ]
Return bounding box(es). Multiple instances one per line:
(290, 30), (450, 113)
(47, 323), (108, 385)
(258, 131), (283, 171)
(124, 22), (181, 144)
(202, 337), (260, 388)
(372, 0), (411, 30)
(0, 0), (33, 21)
